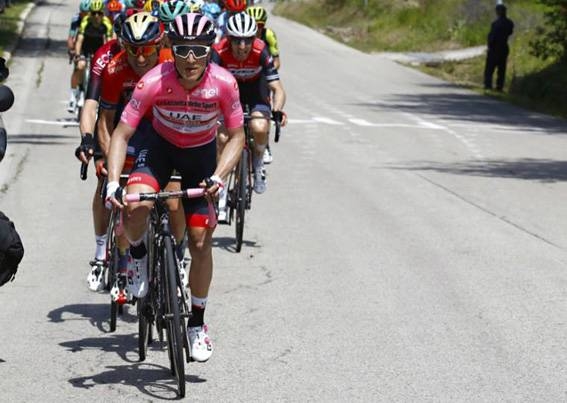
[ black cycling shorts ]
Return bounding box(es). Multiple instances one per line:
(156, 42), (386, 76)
(127, 130), (216, 228)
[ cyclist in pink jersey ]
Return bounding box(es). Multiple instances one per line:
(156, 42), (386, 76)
(106, 13), (244, 363)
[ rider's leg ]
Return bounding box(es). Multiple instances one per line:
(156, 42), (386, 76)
(92, 175), (111, 259)
(164, 180), (187, 261)
(121, 183), (155, 298)
(69, 59), (85, 110)
(250, 108), (270, 193)
(87, 174), (111, 291)
(186, 225), (214, 302)
(186, 215), (215, 362)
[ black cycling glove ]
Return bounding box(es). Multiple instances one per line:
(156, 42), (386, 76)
(272, 111), (283, 124)
(75, 133), (95, 160)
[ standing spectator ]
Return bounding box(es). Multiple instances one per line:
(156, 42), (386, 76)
(484, 4), (514, 92)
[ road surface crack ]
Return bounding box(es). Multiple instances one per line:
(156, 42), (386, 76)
(415, 172), (563, 250)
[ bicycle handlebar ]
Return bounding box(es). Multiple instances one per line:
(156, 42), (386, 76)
(243, 111), (283, 143)
(125, 188), (206, 203)
(80, 162), (88, 180)
(125, 187), (216, 228)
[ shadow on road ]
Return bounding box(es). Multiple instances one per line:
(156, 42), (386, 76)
(388, 158), (567, 183)
(354, 83), (567, 135)
(47, 303), (137, 333)
(60, 333), (141, 363)
(212, 236), (258, 253)
(68, 362), (206, 400)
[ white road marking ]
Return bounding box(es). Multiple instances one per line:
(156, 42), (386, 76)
(26, 119), (78, 126)
(348, 118), (375, 127)
(287, 118), (318, 124)
(312, 116), (344, 125)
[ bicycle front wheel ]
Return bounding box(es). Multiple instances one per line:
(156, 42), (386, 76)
(106, 212), (118, 332)
(235, 148), (248, 253)
(163, 236), (186, 398)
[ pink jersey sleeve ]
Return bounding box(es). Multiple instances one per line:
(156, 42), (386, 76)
(217, 67), (244, 129)
(120, 64), (162, 129)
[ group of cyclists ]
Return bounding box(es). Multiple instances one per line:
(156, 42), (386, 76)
(69, 0), (286, 363)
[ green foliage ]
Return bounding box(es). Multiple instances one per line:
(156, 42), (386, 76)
(529, 0), (567, 61)
(0, 1), (31, 57)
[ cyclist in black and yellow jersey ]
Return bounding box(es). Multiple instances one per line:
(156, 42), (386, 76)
(246, 6), (280, 70)
(68, 0), (113, 113)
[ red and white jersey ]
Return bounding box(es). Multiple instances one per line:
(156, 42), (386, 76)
(211, 37), (279, 83)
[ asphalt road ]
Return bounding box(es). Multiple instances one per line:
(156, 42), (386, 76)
(0, 1), (566, 401)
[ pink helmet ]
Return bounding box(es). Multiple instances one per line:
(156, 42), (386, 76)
(167, 12), (216, 44)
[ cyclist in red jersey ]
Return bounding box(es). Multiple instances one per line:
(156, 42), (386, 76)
(98, 11), (188, 300)
(106, 13), (245, 362)
(75, 13), (124, 291)
(212, 12), (286, 194)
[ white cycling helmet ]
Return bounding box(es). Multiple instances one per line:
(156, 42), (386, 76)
(226, 12), (257, 38)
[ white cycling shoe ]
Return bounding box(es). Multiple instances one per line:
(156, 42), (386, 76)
(253, 169), (267, 194)
(127, 254), (148, 298)
(217, 187), (229, 223)
(263, 147), (273, 164)
(188, 324), (214, 362)
(87, 260), (106, 292)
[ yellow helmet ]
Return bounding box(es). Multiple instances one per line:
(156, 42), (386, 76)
(246, 6), (267, 24)
(90, 0), (104, 12)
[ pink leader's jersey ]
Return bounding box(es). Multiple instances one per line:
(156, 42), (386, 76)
(121, 62), (243, 148)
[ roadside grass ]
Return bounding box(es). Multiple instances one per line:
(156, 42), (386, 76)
(418, 29), (567, 118)
(0, 1), (32, 57)
(275, 0), (542, 52)
(275, 0), (565, 117)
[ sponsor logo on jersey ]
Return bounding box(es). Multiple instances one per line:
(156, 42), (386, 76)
(129, 97), (141, 111)
(191, 88), (219, 99)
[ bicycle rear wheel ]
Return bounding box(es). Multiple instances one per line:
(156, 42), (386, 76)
(137, 297), (151, 361)
(235, 148), (248, 253)
(163, 236), (186, 398)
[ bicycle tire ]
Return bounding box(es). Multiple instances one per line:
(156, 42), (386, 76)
(163, 236), (186, 398)
(235, 148), (248, 253)
(137, 297), (150, 361)
(139, 218), (158, 361)
(226, 166), (237, 225)
(106, 214), (118, 332)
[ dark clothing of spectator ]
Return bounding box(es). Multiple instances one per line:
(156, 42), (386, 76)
(484, 8), (514, 91)
(0, 211), (24, 287)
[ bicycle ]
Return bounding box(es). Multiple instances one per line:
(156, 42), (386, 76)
(224, 110), (281, 252)
(129, 186), (216, 398)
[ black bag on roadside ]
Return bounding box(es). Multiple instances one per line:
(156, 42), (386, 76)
(0, 211), (24, 287)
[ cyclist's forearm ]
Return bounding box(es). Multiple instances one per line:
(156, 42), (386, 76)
(97, 109), (115, 157)
(79, 99), (98, 136)
(74, 35), (84, 55)
(215, 127), (245, 179)
(107, 122), (134, 183)
(270, 81), (286, 111)
(67, 36), (75, 51)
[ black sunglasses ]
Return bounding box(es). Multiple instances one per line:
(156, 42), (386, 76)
(230, 37), (254, 45)
(91, 11), (104, 16)
(172, 44), (211, 60)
